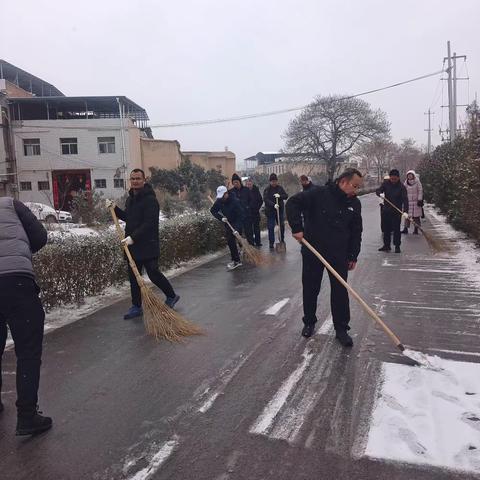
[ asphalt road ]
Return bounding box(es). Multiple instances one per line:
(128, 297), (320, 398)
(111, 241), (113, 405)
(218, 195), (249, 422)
(1, 194), (479, 480)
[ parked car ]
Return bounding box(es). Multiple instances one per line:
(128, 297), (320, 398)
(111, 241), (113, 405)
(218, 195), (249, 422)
(24, 202), (73, 223)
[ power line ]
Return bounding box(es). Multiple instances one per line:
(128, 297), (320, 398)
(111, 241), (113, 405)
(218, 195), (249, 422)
(16, 68), (445, 130)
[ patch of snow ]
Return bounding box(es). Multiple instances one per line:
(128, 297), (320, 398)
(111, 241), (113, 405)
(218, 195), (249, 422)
(365, 358), (480, 475)
(316, 315), (334, 335)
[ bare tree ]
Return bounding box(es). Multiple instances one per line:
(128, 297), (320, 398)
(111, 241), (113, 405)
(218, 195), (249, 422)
(394, 138), (423, 176)
(357, 139), (398, 183)
(283, 95), (390, 180)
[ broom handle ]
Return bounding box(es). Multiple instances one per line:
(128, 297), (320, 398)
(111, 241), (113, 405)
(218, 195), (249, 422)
(382, 195), (423, 231)
(275, 197), (282, 242)
(301, 238), (404, 351)
(109, 206), (145, 286)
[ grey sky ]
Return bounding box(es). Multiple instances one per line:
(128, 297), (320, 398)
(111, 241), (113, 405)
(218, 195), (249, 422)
(2, 0), (478, 168)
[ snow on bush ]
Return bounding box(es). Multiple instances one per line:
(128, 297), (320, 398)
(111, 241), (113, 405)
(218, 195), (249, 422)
(33, 212), (225, 310)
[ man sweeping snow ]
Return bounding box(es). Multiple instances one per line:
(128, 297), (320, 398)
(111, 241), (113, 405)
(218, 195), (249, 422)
(286, 168), (363, 346)
(106, 169), (180, 320)
(210, 185), (245, 270)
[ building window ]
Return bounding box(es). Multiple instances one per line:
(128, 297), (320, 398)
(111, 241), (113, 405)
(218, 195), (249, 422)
(20, 181), (32, 191)
(114, 178), (124, 189)
(60, 138), (78, 155)
(38, 181), (50, 191)
(98, 137), (115, 154)
(23, 138), (41, 156)
(95, 179), (107, 189)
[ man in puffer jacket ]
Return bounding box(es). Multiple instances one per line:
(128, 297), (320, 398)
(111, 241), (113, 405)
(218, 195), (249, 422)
(402, 170), (423, 235)
(0, 197), (52, 436)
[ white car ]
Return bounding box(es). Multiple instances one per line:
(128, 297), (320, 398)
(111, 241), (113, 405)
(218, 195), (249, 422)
(24, 202), (73, 223)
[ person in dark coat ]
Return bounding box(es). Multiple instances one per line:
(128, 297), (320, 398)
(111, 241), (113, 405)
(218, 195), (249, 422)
(300, 175), (314, 191)
(245, 178), (263, 246)
(263, 173), (289, 250)
(228, 173), (250, 239)
(107, 169), (179, 319)
(210, 185), (245, 270)
(286, 168), (363, 346)
(376, 169), (409, 253)
(0, 197), (52, 435)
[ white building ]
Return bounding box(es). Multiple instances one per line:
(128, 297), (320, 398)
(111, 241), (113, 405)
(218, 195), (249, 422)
(9, 95), (148, 210)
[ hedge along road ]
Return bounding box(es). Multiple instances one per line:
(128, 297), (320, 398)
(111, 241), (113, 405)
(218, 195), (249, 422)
(1, 194), (480, 480)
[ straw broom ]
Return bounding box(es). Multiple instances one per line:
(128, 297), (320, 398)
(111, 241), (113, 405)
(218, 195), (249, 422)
(208, 195), (269, 267)
(109, 206), (202, 342)
(381, 196), (442, 251)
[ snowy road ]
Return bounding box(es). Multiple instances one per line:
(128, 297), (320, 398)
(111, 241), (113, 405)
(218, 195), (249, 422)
(1, 195), (480, 480)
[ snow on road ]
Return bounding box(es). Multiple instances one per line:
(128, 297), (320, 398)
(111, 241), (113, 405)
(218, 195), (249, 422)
(263, 298), (290, 315)
(365, 357), (480, 475)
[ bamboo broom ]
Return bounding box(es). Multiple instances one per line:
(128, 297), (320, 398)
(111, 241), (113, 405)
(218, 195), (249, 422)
(109, 206), (202, 342)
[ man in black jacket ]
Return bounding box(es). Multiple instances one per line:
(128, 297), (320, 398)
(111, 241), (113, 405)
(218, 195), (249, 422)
(0, 197), (52, 435)
(108, 169), (179, 319)
(376, 169), (409, 253)
(286, 168), (363, 346)
(210, 185), (245, 270)
(228, 173), (250, 239)
(300, 175), (314, 191)
(245, 178), (263, 246)
(263, 173), (289, 250)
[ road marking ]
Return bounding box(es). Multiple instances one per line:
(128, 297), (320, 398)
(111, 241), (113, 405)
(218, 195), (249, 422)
(198, 352), (254, 413)
(250, 350), (314, 436)
(264, 298), (290, 315)
(128, 438), (179, 480)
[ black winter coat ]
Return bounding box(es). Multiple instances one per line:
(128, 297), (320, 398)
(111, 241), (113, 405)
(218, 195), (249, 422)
(376, 180), (408, 214)
(263, 185), (288, 216)
(114, 183), (160, 261)
(228, 185), (250, 214)
(246, 185), (263, 217)
(286, 183), (363, 262)
(14, 200), (48, 253)
(210, 195), (244, 231)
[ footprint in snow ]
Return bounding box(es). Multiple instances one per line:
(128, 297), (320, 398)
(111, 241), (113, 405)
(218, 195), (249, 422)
(453, 444), (480, 471)
(398, 427), (428, 456)
(461, 412), (480, 432)
(432, 390), (460, 405)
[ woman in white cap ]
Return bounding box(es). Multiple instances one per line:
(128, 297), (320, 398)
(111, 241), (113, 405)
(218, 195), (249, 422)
(402, 170), (423, 235)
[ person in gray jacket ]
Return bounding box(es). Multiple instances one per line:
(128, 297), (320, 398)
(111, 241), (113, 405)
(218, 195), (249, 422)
(0, 197), (52, 436)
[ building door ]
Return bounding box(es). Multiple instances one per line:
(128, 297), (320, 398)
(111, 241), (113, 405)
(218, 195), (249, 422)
(52, 170), (91, 211)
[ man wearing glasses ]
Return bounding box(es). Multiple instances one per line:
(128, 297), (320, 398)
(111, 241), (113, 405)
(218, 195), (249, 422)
(106, 169), (180, 319)
(286, 168), (363, 346)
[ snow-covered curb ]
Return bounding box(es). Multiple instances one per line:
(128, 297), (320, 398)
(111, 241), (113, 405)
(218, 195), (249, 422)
(5, 248), (228, 350)
(424, 204), (480, 289)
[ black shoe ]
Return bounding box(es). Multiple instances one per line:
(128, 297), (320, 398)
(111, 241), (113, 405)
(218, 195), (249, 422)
(378, 246), (391, 252)
(256, 243), (263, 247)
(413, 228), (419, 235)
(395, 246), (401, 253)
(16, 411), (52, 436)
(302, 324), (315, 338)
(335, 330), (353, 347)
(165, 294), (180, 309)
(269, 244), (274, 250)
(401, 228), (408, 234)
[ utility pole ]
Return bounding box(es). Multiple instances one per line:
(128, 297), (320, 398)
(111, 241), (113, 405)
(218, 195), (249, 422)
(424, 109), (434, 154)
(443, 41), (467, 142)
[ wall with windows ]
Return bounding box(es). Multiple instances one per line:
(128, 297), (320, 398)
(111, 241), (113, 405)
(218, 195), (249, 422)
(12, 118), (139, 205)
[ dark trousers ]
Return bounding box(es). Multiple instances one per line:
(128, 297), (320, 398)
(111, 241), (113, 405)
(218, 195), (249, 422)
(128, 258), (176, 307)
(301, 248), (350, 332)
(244, 213), (261, 246)
(225, 225), (240, 262)
(267, 212), (285, 246)
(0, 276), (45, 417)
(382, 212), (402, 248)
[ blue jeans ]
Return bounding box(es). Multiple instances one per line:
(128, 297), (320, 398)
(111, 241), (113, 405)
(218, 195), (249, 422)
(267, 212), (285, 246)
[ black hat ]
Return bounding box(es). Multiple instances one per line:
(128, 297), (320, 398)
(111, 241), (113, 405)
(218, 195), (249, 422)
(269, 173), (278, 181)
(389, 169), (400, 177)
(232, 173), (242, 182)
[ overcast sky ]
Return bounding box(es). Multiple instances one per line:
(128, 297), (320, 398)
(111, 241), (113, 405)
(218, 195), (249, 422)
(2, 0), (479, 168)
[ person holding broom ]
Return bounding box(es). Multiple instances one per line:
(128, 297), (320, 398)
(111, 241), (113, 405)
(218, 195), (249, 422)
(286, 168), (363, 345)
(376, 169), (409, 253)
(106, 169), (180, 320)
(210, 185), (245, 270)
(263, 173), (288, 250)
